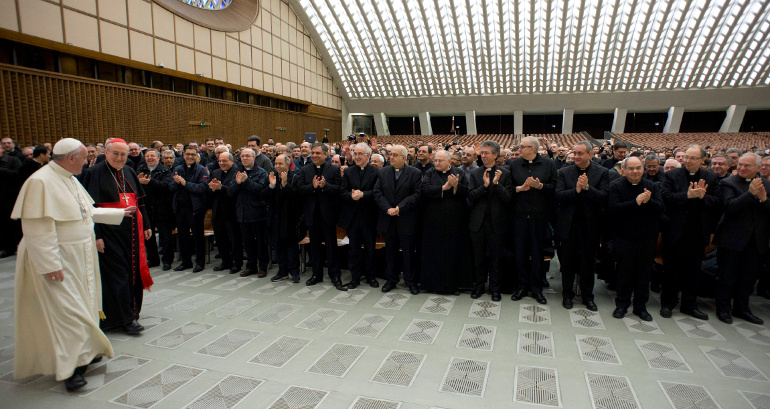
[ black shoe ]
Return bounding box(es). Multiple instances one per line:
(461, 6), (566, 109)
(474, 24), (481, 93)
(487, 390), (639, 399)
(534, 293), (547, 305)
(271, 274), (289, 282)
(291, 276), (301, 283)
(471, 289), (484, 299)
(612, 307), (627, 319)
(162, 264), (172, 271)
(347, 281), (360, 289)
(491, 292), (501, 302)
(634, 310), (653, 322)
(214, 253), (222, 259)
(660, 307), (673, 318)
(733, 310), (764, 325)
(584, 300), (598, 311)
(382, 282), (397, 293)
(64, 373), (87, 392)
(333, 280), (348, 291)
(409, 285), (420, 295)
(212, 264), (231, 272)
(124, 321), (143, 335)
(90, 356), (102, 364)
(229, 266), (241, 274)
(562, 298), (573, 309)
(306, 276), (323, 286)
(147, 262), (160, 268)
(240, 268), (254, 277)
(717, 310), (733, 324)
(511, 289), (525, 301)
(681, 308), (708, 321)
(542, 278), (550, 288)
(193, 265), (204, 273)
(366, 278), (380, 288)
(173, 264), (191, 272)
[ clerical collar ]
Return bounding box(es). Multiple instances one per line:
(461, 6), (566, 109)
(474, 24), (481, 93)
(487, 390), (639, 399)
(440, 169), (448, 174)
(316, 165), (322, 169)
(186, 164), (193, 168)
(245, 167), (253, 171)
(394, 167), (401, 172)
(631, 182), (639, 185)
(745, 178), (753, 182)
(528, 160), (533, 163)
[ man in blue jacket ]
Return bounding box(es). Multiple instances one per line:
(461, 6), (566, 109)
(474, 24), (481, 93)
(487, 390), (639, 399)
(170, 145), (209, 272)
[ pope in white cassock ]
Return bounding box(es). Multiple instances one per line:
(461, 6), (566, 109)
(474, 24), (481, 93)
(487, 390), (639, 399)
(11, 138), (134, 392)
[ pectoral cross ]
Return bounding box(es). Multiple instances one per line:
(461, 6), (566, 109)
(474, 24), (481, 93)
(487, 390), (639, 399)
(122, 194), (129, 205)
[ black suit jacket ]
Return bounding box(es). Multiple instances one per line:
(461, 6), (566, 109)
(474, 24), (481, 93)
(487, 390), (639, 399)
(294, 162), (341, 227)
(553, 163), (609, 241)
(714, 175), (770, 253)
(467, 165), (512, 234)
(209, 166), (240, 220)
(660, 168), (721, 244)
(339, 164), (379, 230)
(374, 165), (422, 234)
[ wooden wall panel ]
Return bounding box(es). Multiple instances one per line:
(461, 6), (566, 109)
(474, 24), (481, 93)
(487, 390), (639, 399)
(0, 64), (341, 148)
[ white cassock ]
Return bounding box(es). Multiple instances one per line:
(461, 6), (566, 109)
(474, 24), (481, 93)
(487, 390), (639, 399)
(11, 161), (124, 381)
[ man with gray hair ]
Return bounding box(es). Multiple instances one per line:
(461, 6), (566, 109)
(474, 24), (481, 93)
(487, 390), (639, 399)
(268, 154), (301, 282)
(370, 154), (384, 168)
(208, 150), (243, 274)
(137, 148), (175, 270)
(643, 153), (662, 183)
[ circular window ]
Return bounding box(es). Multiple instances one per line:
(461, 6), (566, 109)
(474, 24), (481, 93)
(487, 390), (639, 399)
(153, 0), (259, 32)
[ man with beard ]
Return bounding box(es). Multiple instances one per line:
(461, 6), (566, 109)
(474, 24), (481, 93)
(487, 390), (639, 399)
(80, 139), (153, 335)
(209, 151), (243, 274)
(137, 149), (175, 271)
(268, 154), (301, 282)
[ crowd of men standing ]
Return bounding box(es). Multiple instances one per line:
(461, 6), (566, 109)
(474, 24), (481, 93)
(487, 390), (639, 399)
(4, 134), (769, 339)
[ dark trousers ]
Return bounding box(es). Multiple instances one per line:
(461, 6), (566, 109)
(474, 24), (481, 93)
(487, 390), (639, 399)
(0, 211), (20, 254)
(661, 234), (704, 311)
(176, 210), (205, 267)
(614, 237), (656, 311)
(214, 216), (243, 268)
(558, 225), (598, 301)
(513, 216), (548, 294)
(716, 245), (761, 314)
(241, 221), (268, 271)
(145, 229), (160, 267)
(347, 222), (376, 282)
(275, 234), (300, 278)
(308, 222), (341, 281)
(470, 216), (503, 292)
(156, 218), (175, 266)
(384, 225), (415, 286)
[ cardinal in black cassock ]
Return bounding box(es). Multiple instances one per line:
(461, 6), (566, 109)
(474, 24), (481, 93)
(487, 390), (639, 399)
(419, 151), (471, 294)
(81, 138), (152, 335)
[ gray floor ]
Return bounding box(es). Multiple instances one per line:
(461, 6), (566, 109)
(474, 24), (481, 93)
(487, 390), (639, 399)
(0, 254), (769, 409)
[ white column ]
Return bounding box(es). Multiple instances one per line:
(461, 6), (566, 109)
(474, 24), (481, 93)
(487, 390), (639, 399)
(514, 110), (523, 135)
(465, 111), (477, 135)
(611, 107), (628, 133)
(341, 102), (352, 137)
(562, 108), (574, 134)
(663, 106), (684, 133)
(373, 112), (390, 136)
(419, 112), (433, 135)
(719, 105), (747, 133)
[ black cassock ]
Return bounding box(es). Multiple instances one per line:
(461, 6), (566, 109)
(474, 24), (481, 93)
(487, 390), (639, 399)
(419, 167), (471, 293)
(81, 161), (151, 330)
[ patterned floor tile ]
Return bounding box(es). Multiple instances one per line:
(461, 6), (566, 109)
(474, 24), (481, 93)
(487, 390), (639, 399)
(177, 274), (222, 288)
(740, 390), (770, 409)
(585, 373), (640, 409)
(419, 296), (456, 315)
(0, 344), (13, 364)
(196, 329), (262, 358)
(456, 324), (496, 351)
(295, 308), (346, 331)
(659, 381), (722, 409)
(346, 314), (394, 338)
(0, 297), (13, 309)
(184, 375), (263, 409)
(329, 288), (370, 305)
(349, 396), (402, 409)
(700, 346), (769, 381)
(734, 322), (770, 345)
(164, 293), (221, 313)
(306, 343), (367, 377)
(150, 271), (191, 285)
(439, 357), (489, 397)
(249, 336), (313, 368)
(374, 293), (412, 310)
(673, 316), (725, 340)
(576, 335), (621, 365)
(50, 354), (151, 396)
(267, 386), (329, 409)
(569, 309), (606, 329)
(290, 285), (332, 300)
(249, 303), (302, 324)
(622, 315), (664, 334)
(145, 322), (215, 349)
(371, 350), (426, 387)
(514, 366), (561, 407)
(250, 281), (291, 296)
(519, 304), (551, 324)
(141, 289), (184, 307)
(110, 364), (205, 408)
(207, 298), (260, 319)
(399, 319), (443, 344)
(636, 340), (692, 372)
(211, 277), (258, 291)
(138, 315), (170, 332)
(0, 371), (43, 386)
(518, 329), (555, 358)
(468, 300), (501, 320)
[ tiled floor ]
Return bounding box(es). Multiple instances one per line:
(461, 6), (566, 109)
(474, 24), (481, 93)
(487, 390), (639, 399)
(0, 254), (769, 409)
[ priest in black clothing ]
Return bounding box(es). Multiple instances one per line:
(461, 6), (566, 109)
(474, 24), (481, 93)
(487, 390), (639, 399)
(267, 154), (301, 282)
(18, 145), (49, 183)
(81, 138), (152, 335)
(608, 156), (664, 322)
(420, 150), (470, 295)
(413, 144), (434, 174)
(208, 151), (243, 274)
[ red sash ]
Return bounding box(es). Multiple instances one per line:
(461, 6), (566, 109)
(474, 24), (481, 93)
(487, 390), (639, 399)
(98, 193), (153, 290)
